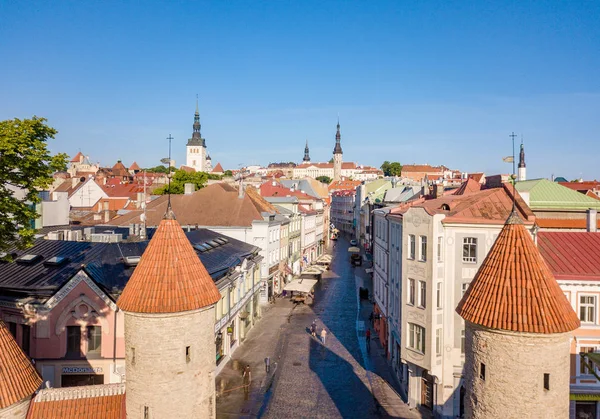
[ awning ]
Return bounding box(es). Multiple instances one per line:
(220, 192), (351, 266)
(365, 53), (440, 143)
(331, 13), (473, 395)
(316, 255), (332, 264)
(284, 279), (318, 293)
(302, 266), (323, 276)
(348, 246), (360, 253)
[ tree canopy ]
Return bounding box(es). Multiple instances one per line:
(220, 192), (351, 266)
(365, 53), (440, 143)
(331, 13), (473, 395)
(316, 176), (332, 184)
(223, 170), (233, 177)
(144, 165), (176, 174)
(153, 169), (221, 194)
(0, 117), (68, 251)
(380, 161), (402, 177)
(328, 157), (334, 164)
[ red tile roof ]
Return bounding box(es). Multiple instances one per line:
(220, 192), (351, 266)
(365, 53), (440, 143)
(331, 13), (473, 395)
(212, 162), (224, 173)
(558, 181), (600, 191)
(101, 183), (143, 199)
(453, 178), (481, 195)
(129, 161), (140, 171)
(260, 182), (314, 200)
(70, 151), (84, 163)
(0, 320), (42, 409)
(295, 162), (357, 169)
(117, 216), (222, 313)
(456, 213), (580, 334)
(27, 384), (125, 419)
(538, 232), (600, 281)
(329, 179), (362, 191)
(111, 161), (129, 177)
(468, 172), (485, 183)
(401, 164), (445, 173)
(179, 165), (196, 173)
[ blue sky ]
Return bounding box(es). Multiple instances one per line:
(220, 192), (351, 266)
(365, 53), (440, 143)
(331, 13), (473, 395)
(1, 1), (598, 179)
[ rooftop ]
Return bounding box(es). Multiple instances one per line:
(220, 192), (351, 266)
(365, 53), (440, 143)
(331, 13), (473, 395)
(515, 178), (600, 210)
(117, 218), (222, 313)
(456, 213), (580, 334)
(538, 231), (600, 281)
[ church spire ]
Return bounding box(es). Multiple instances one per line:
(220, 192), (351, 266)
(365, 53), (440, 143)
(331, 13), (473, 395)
(517, 140), (526, 181)
(187, 99), (205, 147)
(303, 140), (311, 162)
(333, 119), (342, 154)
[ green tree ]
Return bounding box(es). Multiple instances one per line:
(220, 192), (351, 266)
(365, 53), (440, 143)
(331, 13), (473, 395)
(328, 157), (334, 164)
(223, 170), (233, 177)
(154, 169), (209, 194)
(0, 117), (68, 251)
(380, 161), (402, 177)
(144, 165), (176, 174)
(316, 176), (332, 184)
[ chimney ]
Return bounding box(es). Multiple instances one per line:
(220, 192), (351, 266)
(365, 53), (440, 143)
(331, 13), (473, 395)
(184, 183), (195, 195)
(104, 209), (110, 223)
(238, 182), (245, 199)
(433, 184), (444, 198)
(587, 208), (598, 233)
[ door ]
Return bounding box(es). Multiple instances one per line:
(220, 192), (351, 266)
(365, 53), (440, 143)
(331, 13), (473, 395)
(421, 377), (433, 409)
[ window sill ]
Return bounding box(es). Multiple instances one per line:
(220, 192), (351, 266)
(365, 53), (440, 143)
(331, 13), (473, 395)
(406, 347), (425, 356)
(462, 260), (477, 264)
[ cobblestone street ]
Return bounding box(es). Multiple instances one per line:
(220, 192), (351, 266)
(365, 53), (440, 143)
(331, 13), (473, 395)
(216, 236), (424, 418)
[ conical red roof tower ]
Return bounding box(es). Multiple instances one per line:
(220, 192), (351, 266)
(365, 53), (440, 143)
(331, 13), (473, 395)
(117, 212), (221, 313)
(456, 211), (580, 334)
(0, 320), (42, 409)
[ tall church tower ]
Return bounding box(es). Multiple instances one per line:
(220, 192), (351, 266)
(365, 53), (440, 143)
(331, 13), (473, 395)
(186, 100), (207, 172)
(456, 211), (579, 419)
(303, 140), (311, 163)
(517, 142), (526, 181)
(333, 120), (343, 181)
(118, 209), (222, 419)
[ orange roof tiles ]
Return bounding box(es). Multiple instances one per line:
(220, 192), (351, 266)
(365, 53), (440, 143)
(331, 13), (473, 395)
(117, 216), (221, 313)
(129, 161), (140, 171)
(453, 178), (482, 195)
(28, 384), (125, 419)
(456, 212), (580, 334)
(0, 321), (42, 409)
(70, 151), (84, 163)
(212, 162), (224, 173)
(535, 218), (600, 230)
(538, 231), (600, 281)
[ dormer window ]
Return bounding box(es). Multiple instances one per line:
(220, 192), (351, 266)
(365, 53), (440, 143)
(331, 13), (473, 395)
(16, 254), (42, 264)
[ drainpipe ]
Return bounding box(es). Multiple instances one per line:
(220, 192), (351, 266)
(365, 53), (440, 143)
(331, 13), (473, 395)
(113, 307), (118, 375)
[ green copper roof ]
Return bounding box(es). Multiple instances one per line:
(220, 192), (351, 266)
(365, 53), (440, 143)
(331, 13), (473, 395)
(515, 178), (600, 210)
(365, 179), (392, 194)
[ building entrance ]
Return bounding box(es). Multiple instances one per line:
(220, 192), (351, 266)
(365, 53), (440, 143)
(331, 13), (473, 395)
(61, 374), (104, 387)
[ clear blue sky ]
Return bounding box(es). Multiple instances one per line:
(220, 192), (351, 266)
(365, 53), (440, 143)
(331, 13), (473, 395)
(1, 1), (598, 179)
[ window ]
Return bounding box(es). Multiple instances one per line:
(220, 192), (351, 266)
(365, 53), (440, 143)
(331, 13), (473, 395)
(544, 373), (550, 391)
(131, 347), (136, 365)
(580, 296), (597, 323)
(480, 363), (486, 380)
(408, 323), (425, 354)
(419, 281), (426, 308)
(419, 236), (427, 261)
(67, 326), (81, 357)
(7, 322), (17, 338)
(580, 347), (596, 375)
(186, 346), (191, 363)
(408, 279), (415, 305)
(87, 326), (101, 355)
(144, 406), (150, 419)
(408, 235), (416, 259)
(437, 236), (443, 262)
(436, 283), (443, 309)
(436, 328), (442, 356)
(461, 330), (465, 354)
(22, 325), (31, 356)
(463, 237), (477, 263)
(461, 282), (470, 297)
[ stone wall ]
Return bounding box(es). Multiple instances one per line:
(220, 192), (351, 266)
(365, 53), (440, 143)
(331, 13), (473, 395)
(0, 397), (31, 419)
(124, 306), (216, 419)
(465, 322), (571, 419)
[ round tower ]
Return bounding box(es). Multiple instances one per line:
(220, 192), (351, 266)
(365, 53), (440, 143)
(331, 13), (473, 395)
(456, 212), (580, 419)
(333, 120), (343, 181)
(117, 210), (222, 419)
(0, 320), (42, 419)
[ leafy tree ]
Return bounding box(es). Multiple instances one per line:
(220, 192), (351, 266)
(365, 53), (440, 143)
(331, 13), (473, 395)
(0, 117), (68, 251)
(223, 170), (233, 177)
(328, 157), (334, 164)
(316, 176), (332, 184)
(144, 165), (175, 174)
(154, 169), (209, 194)
(380, 161), (402, 177)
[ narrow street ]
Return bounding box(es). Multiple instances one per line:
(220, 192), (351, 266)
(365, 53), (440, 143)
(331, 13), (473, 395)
(216, 236), (424, 419)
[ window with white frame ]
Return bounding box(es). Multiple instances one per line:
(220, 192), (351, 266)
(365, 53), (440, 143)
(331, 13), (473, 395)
(436, 328), (442, 356)
(580, 295), (597, 323)
(461, 282), (470, 297)
(437, 236), (443, 262)
(419, 236), (427, 261)
(462, 237), (477, 263)
(436, 282), (442, 309)
(408, 323), (425, 354)
(419, 281), (426, 308)
(408, 235), (416, 260)
(408, 278), (415, 305)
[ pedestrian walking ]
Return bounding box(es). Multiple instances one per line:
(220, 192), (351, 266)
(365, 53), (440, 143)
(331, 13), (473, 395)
(320, 328), (328, 345)
(242, 364), (252, 393)
(311, 320), (317, 337)
(264, 356), (271, 374)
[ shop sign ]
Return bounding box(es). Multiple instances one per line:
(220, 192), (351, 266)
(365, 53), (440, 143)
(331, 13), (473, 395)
(62, 366), (103, 374)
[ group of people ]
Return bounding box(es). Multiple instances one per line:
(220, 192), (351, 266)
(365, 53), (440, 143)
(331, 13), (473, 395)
(310, 319), (328, 345)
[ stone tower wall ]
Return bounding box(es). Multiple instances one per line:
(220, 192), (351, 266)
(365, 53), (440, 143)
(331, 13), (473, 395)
(0, 397), (31, 419)
(124, 306), (216, 419)
(186, 145), (206, 172)
(464, 322), (571, 419)
(333, 153), (343, 181)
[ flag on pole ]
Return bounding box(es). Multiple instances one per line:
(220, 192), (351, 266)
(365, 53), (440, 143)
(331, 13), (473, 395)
(502, 156), (514, 163)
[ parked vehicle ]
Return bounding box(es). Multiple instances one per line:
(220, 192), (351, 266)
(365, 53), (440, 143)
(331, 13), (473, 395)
(351, 253), (362, 266)
(350, 239), (357, 246)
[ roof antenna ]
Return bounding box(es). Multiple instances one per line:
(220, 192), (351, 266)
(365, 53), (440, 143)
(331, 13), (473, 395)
(165, 134), (175, 219)
(510, 132), (517, 214)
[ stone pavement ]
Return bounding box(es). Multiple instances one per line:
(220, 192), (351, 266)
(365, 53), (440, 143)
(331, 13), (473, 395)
(216, 236), (425, 418)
